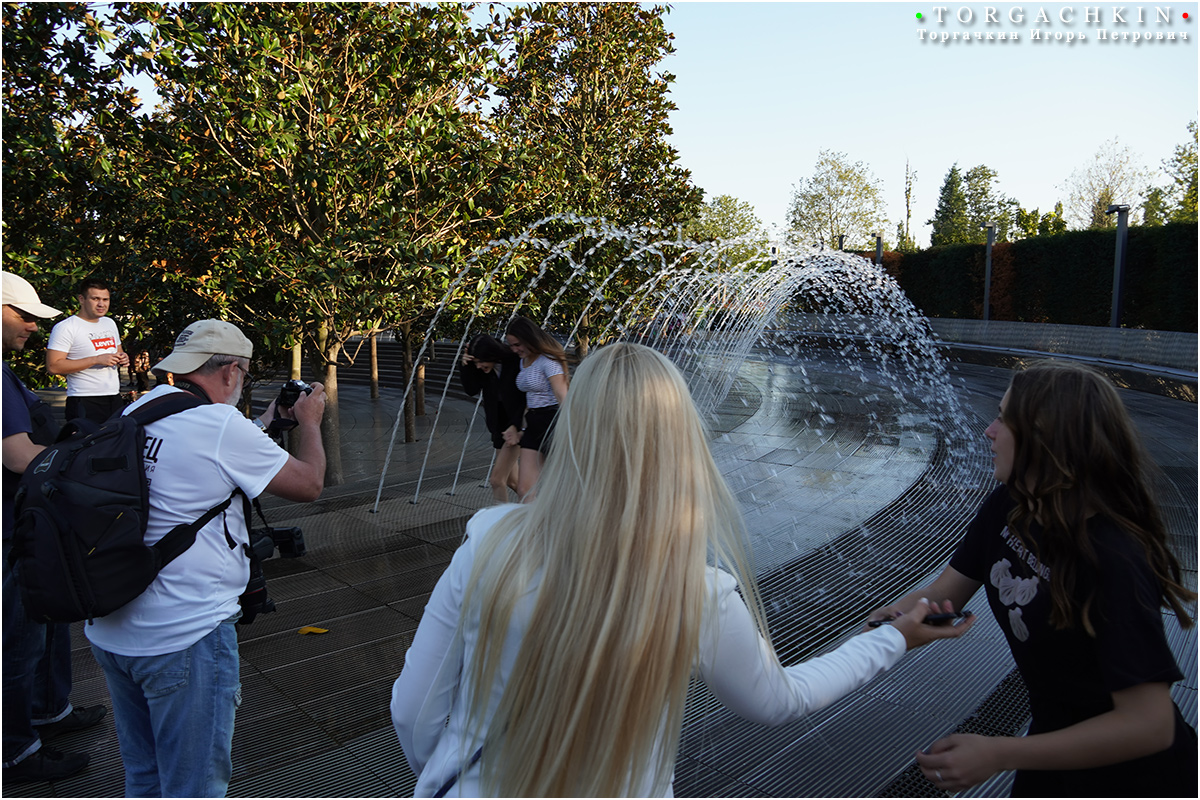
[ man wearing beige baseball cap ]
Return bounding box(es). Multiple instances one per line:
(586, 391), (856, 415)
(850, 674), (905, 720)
(85, 318), (327, 797)
(4, 271), (108, 783)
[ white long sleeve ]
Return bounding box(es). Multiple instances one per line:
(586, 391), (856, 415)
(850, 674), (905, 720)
(697, 569), (907, 726)
(391, 510), (908, 796)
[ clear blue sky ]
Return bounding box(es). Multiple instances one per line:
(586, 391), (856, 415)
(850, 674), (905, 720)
(661, 1), (1198, 244)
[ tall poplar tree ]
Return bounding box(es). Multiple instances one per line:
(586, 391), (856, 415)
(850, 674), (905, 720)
(928, 165), (971, 247)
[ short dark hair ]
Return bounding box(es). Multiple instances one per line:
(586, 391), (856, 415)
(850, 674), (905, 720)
(77, 277), (110, 296)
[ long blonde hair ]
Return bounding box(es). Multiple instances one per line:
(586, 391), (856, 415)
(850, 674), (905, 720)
(462, 342), (770, 796)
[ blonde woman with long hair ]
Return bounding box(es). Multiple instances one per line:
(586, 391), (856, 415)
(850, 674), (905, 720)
(392, 342), (971, 797)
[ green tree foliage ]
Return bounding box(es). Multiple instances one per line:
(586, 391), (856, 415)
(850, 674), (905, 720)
(1163, 121), (1197, 224)
(1141, 187), (1168, 227)
(787, 150), (888, 250)
(489, 2), (702, 345)
(928, 165), (971, 246)
(0, 3), (198, 381)
(963, 165), (1020, 242)
(683, 194), (768, 269)
(1013, 202), (1068, 240)
(1014, 207), (1040, 240)
(930, 164), (1017, 245)
(3, 3), (129, 276)
(122, 2), (521, 482)
(1040, 202), (1068, 237)
(493, 3), (700, 229)
(1059, 138), (1152, 229)
(684, 194), (762, 241)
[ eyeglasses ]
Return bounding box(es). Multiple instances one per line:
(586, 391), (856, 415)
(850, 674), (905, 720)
(222, 360), (254, 383)
(10, 308), (41, 324)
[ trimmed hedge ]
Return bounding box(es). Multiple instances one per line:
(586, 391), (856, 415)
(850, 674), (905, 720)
(883, 222), (1196, 332)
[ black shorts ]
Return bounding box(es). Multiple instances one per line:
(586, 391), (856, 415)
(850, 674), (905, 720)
(489, 428), (510, 450)
(65, 394), (127, 426)
(520, 405), (559, 454)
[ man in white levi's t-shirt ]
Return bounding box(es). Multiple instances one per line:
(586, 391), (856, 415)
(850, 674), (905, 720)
(45, 277), (129, 425)
(84, 319), (328, 798)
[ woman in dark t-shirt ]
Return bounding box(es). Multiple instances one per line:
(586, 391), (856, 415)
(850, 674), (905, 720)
(869, 361), (1196, 797)
(460, 334), (526, 504)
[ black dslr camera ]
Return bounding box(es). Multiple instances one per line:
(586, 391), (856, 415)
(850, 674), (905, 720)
(266, 379), (315, 435)
(277, 379), (313, 409)
(237, 502), (307, 625)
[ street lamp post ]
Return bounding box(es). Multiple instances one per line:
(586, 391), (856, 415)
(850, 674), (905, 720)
(1105, 204), (1130, 328)
(982, 222), (997, 322)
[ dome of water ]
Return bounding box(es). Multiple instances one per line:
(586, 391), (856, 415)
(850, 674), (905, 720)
(374, 215), (995, 658)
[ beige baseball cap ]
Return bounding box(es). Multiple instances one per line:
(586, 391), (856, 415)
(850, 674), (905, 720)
(154, 319), (253, 375)
(2, 272), (62, 319)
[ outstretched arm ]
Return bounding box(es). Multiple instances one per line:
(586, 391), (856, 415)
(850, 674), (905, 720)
(699, 571), (974, 727)
(866, 564), (982, 629)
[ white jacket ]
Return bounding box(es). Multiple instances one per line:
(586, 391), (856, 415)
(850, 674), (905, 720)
(391, 504), (906, 797)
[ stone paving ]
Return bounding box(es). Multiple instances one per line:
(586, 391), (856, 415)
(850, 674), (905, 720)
(6, 355), (1195, 798)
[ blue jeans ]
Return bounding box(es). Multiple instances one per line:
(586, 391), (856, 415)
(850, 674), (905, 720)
(91, 619), (242, 798)
(2, 540), (73, 766)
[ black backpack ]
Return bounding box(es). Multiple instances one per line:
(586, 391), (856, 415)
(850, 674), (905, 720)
(10, 393), (237, 624)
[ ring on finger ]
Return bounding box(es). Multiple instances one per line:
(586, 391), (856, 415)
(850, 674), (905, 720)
(935, 769), (944, 783)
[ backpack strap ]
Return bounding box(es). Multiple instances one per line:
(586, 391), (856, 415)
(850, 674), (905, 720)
(125, 391), (208, 425)
(128, 391), (239, 569)
(151, 489), (242, 568)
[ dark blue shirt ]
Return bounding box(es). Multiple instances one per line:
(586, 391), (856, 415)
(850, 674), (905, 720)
(3, 362), (41, 538)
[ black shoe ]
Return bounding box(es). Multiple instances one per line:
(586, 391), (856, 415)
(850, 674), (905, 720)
(34, 705), (107, 740)
(3, 746), (90, 783)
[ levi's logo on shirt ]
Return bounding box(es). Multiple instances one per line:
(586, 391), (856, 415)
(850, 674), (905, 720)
(90, 336), (117, 351)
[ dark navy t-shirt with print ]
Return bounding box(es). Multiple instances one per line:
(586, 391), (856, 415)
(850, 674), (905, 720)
(950, 485), (1194, 796)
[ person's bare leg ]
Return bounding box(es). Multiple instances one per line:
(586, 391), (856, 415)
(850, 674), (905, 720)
(517, 449), (544, 501)
(490, 444), (521, 503)
(506, 451), (520, 497)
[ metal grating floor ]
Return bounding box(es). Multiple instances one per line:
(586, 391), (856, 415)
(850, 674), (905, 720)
(5, 359), (1195, 798)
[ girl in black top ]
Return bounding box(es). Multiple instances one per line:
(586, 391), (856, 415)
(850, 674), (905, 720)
(870, 361), (1196, 797)
(460, 334), (526, 503)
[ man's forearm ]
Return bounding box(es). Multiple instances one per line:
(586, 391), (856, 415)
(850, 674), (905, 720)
(46, 352), (102, 375)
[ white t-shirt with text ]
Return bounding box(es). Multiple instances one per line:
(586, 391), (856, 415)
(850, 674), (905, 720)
(85, 386), (290, 657)
(46, 314), (122, 396)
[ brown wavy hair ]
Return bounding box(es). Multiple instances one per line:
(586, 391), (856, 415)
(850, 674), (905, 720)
(1002, 361), (1194, 635)
(506, 315), (569, 373)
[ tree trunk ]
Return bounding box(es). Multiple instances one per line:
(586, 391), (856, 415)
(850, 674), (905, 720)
(369, 331), (379, 400)
(577, 310), (590, 359)
(416, 363), (425, 416)
(315, 320), (343, 486)
(290, 341), (302, 381)
(402, 322), (416, 442)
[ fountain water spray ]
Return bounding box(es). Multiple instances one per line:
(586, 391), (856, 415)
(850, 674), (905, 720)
(372, 217), (981, 525)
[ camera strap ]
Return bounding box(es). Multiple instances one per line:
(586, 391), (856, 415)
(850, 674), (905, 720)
(251, 497), (273, 532)
(173, 379), (214, 405)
